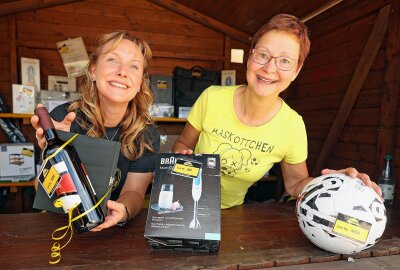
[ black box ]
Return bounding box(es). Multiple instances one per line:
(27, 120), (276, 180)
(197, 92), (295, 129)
(144, 153), (221, 252)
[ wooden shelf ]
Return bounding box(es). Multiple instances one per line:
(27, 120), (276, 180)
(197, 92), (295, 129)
(0, 113), (187, 123)
(153, 117), (186, 122)
(0, 113), (32, 118)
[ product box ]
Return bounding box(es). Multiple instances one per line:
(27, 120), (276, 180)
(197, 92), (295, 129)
(145, 153), (221, 252)
(38, 90), (81, 112)
(150, 75), (173, 105)
(178, 106), (191, 118)
(149, 104), (174, 118)
(0, 143), (35, 177)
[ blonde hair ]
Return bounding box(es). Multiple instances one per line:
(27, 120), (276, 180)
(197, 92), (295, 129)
(69, 31), (154, 160)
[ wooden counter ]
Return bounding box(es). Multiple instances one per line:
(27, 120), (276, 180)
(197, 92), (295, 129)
(0, 202), (398, 269)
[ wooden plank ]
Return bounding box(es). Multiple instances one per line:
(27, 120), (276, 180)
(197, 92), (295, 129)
(223, 35), (231, 70)
(148, 0), (252, 44)
(8, 15), (17, 84)
(0, 0), (82, 16)
(376, 0), (400, 179)
(312, 5), (391, 176)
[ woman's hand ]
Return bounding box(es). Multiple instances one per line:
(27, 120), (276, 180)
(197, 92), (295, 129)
(30, 104), (76, 149)
(321, 167), (382, 197)
(90, 200), (127, 232)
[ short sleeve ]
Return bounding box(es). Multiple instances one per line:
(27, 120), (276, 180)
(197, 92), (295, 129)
(187, 86), (211, 132)
(128, 125), (160, 173)
(284, 116), (308, 164)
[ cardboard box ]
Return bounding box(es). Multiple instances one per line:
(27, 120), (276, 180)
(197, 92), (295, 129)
(145, 153), (221, 252)
(150, 75), (173, 105)
(178, 106), (191, 118)
(0, 143), (35, 177)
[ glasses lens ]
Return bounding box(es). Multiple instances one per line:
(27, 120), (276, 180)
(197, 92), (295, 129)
(252, 49), (269, 65)
(276, 57), (295, 71)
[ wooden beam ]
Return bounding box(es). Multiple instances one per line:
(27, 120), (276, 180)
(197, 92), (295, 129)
(376, 0), (400, 179)
(312, 5), (391, 176)
(301, 0), (344, 22)
(0, 0), (82, 17)
(147, 0), (252, 44)
(9, 15), (17, 84)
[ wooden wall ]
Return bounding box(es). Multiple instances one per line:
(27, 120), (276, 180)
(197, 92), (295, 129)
(286, 0), (400, 199)
(1, 0), (399, 200)
(0, 0), (234, 141)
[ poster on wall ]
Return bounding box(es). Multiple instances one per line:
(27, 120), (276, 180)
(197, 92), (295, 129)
(12, 84), (35, 114)
(20, 57), (41, 92)
(56, 37), (89, 78)
(48, 75), (76, 92)
(221, 70), (236, 86)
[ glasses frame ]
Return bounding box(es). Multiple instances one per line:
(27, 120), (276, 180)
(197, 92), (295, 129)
(250, 48), (298, 71)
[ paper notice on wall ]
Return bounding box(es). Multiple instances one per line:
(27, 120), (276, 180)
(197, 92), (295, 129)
(56, 37), (89, 78)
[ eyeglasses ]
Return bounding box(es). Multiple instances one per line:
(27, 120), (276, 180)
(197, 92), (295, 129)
(251, 48), (298, 71)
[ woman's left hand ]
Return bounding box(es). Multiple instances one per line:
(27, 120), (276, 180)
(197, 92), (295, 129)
(90, 200), (127, 232)
(321, 167), (382, 197)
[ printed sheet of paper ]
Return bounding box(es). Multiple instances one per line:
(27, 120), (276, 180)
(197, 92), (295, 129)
(57, 37), (89, 78)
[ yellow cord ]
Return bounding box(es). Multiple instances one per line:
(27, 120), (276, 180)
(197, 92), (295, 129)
(45, 133), (115, 265)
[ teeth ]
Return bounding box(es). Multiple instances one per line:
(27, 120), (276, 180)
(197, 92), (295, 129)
(110, 82), (127, 89)
(257, 76), (276, 83)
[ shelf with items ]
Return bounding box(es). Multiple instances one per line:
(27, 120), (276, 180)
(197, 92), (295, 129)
(0, 113), (187, 124)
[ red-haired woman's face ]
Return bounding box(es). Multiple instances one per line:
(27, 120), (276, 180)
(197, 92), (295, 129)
(246, 30), (302, 97)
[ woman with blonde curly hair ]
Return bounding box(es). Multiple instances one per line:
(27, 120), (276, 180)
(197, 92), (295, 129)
(31, 31), (160, 230)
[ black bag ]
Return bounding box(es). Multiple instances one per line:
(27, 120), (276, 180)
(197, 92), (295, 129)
(173, 66), (220, 117)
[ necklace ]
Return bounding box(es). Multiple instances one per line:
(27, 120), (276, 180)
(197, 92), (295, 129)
(105, 127), (120, 141)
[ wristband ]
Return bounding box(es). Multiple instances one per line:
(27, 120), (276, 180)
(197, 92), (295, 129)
(116, 204), (130, 227)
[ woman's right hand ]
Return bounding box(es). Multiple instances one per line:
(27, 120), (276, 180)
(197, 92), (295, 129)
(30, 104), (76, 149)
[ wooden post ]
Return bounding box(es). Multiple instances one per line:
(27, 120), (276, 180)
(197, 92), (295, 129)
(312, 5), (391, 176)
(376, 0), (400, 182)
(9, 14), (17, 84)
(223, 36), (231, 70)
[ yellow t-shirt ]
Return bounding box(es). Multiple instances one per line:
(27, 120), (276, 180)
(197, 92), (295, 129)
(188, 85), (308, 209)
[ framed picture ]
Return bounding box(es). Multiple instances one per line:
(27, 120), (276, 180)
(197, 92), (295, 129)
(20, 57), (40, 91)
(221, 70), (236, 86)
(48, 75), (76, 92)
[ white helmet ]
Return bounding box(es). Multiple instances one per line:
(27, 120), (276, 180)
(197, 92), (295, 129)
(296, 173), (386, 254)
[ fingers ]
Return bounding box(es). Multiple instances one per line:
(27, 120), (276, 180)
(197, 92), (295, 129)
(175, 149), (194, 155)
(321, 167), (358, 178)
(63, 112), (76, 126)
(90, 200), (126, 232)
(31, 114), (47, 149)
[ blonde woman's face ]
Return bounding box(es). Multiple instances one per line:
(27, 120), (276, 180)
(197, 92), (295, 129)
(90, 39), (145, 107)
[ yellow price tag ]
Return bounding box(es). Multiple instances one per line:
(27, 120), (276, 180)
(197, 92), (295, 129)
(332, 213), (371, 244)
(173, 163), (200, 177)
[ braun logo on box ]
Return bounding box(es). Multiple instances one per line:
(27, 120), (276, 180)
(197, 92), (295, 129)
(160, 156), (177, 165)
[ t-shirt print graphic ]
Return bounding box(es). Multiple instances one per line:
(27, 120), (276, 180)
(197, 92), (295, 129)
(213, 143), (251, 177)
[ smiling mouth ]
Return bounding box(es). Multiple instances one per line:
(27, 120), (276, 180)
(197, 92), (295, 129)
(109, 81), (128, 89)
(257, 75), (277, 84)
